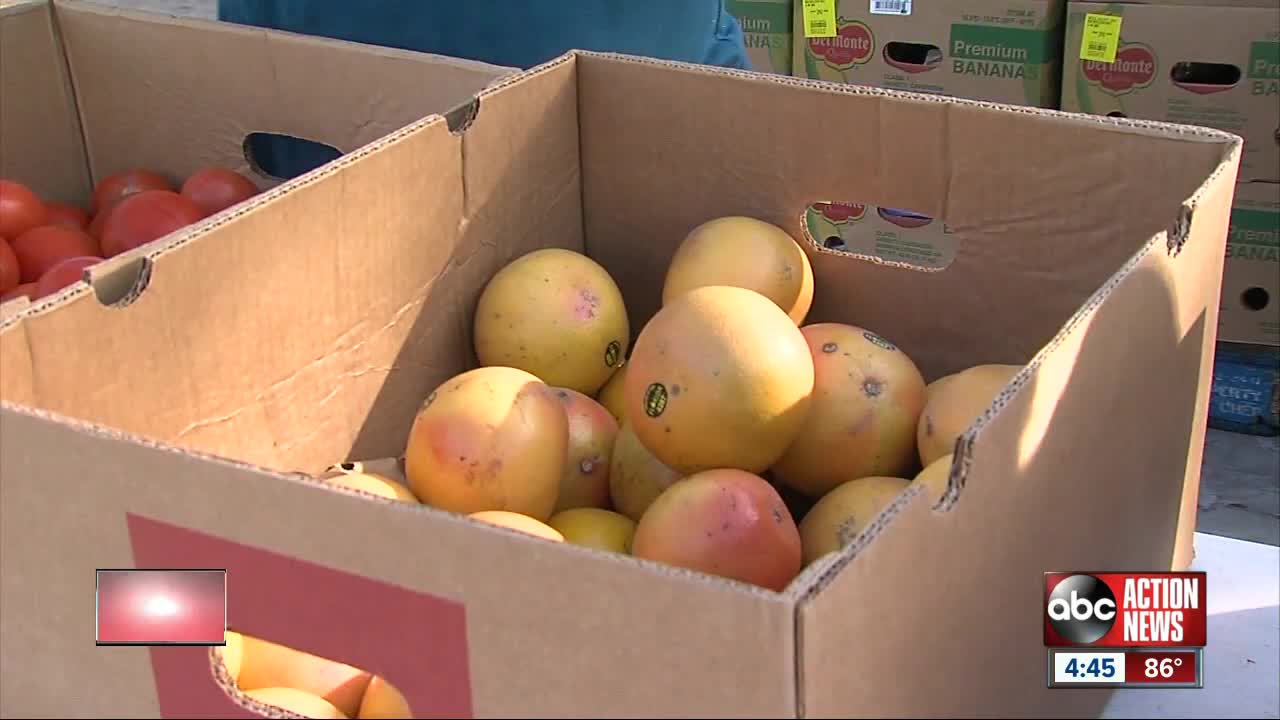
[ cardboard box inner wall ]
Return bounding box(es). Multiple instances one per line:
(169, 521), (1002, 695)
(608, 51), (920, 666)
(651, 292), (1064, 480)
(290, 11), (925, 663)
(1220, 181), (1280, 345)
(1060, 0), (1280, 184)
(0, 0), (511, 209)
(791, 0), (1067, 276)
(0, 54), (1239, 718)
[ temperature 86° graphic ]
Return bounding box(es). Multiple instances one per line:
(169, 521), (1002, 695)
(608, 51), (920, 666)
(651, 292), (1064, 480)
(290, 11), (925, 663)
(1043, 571), (1206, 689)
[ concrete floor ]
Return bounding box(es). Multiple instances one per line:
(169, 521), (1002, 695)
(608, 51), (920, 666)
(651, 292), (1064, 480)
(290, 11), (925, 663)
(96, 0), (1280, 549)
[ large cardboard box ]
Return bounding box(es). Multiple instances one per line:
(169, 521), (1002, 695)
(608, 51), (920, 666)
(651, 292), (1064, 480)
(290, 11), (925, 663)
(729, 0), (794, 75)
(0, 0), (512, 256)
(1219, 181), (1280, 345)
(0, 52), (1241, 717)
(792, 0), (1067, 108)
(1060, 0), (1280, 184)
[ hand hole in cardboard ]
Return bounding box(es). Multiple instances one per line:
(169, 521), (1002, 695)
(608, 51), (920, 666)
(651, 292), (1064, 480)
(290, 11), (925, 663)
(1169, 61), (1241, 94)
(804, 201), (957, 271)
(882, 42), (943, 74)
(1240, 286), (1271, 312)
(214, 630), (413, 718)
(444, 97), (480, 135)
(1106, 110), (1127, 118)
(89, 255), (151, 308)
(242, 133), (343, 183)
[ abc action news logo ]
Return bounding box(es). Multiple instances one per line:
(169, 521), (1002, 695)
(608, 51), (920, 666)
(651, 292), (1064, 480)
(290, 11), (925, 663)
(1044, 572), (1207, 647)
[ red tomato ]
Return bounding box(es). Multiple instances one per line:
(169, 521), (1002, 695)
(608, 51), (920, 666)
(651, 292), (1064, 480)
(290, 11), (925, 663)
(45, 201), (91, 230)
(0, 179), (48, 239)
(1, 281), (36, 303)
(100, 190), (205, 257)
(10, 226), (102, 283)
(181, 167), (259, 216)
(90, 169), (173, 215)
(35, 255), (104, 299)
(0, 237), (20, 294)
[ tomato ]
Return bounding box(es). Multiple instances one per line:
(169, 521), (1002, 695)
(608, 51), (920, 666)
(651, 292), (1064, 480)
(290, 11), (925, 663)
(90, 169), (173, 215)
(45, 201), (91, 230)
(1, 281), (36, 303)
(10, 226), (102, 283)
(0, 237), (20, 294)
(0, 179), (48, 239)
(35, 255), (104, 300)
(100, 190), (204, 257)
(181, 167), (259, 216)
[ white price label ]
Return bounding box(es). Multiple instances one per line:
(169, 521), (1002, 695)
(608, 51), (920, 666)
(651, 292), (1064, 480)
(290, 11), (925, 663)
(871, 0), (912, 15)
(1052, 652), (1127, 684)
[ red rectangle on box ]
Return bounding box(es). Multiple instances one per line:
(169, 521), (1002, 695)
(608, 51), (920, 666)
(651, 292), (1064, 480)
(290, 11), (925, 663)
(1124, 650), (1199, 684)
(96, 568), (227, 646)
(1044, 572), (1207, 648)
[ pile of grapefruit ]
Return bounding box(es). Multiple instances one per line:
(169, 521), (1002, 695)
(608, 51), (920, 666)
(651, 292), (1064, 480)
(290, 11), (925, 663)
(0, 168), (259, 303)
(339, 215), (1023, 595)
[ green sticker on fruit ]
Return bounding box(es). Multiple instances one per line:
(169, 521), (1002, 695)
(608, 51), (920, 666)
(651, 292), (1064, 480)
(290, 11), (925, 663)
(644, 383), (669, 418)
(802, 0), (837, 38)
(1080, 13), (1122, 64)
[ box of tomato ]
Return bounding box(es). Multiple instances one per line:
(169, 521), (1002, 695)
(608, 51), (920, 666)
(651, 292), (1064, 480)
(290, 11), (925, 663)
(0, 0), (514, 305)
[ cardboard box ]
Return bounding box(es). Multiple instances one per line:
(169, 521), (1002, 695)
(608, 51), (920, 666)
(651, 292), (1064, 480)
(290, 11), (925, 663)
(792, 0), (1067, 108)
(0, 51), (1241, 718)
(729, 0), (794, 75)
(1060, 0), (1280, 184)
(1219, 181), (1280, 345)
(0, 0), (512, 227)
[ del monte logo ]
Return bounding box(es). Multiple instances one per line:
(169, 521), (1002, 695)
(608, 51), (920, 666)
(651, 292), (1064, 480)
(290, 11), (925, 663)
(1082, 43), (1157, 95)
(808, 20), (875, 71)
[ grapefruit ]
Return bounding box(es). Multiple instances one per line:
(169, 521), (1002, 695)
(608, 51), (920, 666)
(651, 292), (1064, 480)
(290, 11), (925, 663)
(404, 366), (567, 520)
(325, 470), (419, 504)
(595, 363), (628, 426)
(469, 510), (565, 542)
(632, 468), (802, 591)
(241, 687), (348, 719)
(798, 475), (910, 566)
(663, 216), (814, 324)
(473, 248), (629, 395)
(624, 285), (814, 474)
(608, 422), (683, 522)
(550, 387), (618, 512)
(771, 324), (927, 498)
(220, 630), (244, 681)
(358, 676), (413, 719)
(917, 364), (1021, 465)
(547, 508), (636, 554)
(914, 453), (954, 504)
(234, 632), (370, 717)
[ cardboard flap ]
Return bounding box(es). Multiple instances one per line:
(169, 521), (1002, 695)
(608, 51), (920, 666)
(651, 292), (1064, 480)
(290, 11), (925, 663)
(0, 404), (798, 717)
(0, 0), (91, 204)
(53, 0), (514, 188)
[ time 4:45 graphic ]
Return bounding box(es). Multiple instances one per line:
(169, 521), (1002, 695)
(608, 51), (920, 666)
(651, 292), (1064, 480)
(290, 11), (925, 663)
(1047, 649), (1203, 688)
